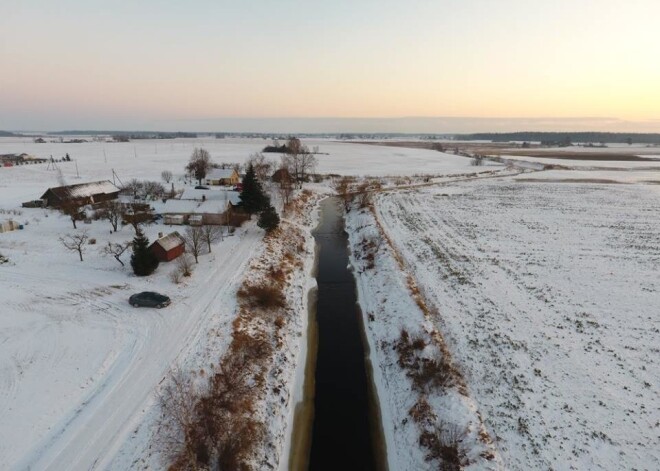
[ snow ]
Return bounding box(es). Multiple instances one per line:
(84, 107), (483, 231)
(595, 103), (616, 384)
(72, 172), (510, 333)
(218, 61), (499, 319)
(0, 137), (273, 469)
(1, 134), (658, 469)
(44, 180), (120, 200)
(345, 205), (501, 470)
(0, 212), (263, 469)
(0, 136), (483, 189)
(372, 178), (660, 470)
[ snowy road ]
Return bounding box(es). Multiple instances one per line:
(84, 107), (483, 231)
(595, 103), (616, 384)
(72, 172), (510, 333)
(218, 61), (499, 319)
(10, 230), (262, 471)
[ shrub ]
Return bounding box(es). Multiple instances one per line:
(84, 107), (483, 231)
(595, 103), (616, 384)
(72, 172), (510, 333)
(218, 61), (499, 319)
(170, 269), (182, 284)
(419, 422), (466, 470)
(177, 254), (194, 277)
(257, 204), (280, 233)
(237, 284), (286, 309)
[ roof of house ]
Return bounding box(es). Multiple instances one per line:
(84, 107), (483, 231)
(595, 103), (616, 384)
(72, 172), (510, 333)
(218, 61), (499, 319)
(159, 190), (241, 215)
(41, 180), (120, 201)
(178, 189), (241, 205)
(152, 231), (185, 251)
(206, 168), (237, 180)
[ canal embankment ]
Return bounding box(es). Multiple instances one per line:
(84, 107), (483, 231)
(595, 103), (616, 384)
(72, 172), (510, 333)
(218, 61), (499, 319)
(344, 200), (502, 470)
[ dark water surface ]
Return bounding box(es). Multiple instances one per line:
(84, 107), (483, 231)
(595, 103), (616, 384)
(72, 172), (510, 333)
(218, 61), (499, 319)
(308, 198), (376, 471)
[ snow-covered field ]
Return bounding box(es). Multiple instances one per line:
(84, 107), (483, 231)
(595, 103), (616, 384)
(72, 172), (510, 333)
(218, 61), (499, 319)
(0, 136), (478, 191)
(2, 135), (658, 469)
(372, 178), (659, 470)
(0, 205), (262, 469)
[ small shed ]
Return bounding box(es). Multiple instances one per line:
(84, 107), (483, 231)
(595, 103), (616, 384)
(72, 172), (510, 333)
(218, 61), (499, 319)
(150, 231), (185, 262)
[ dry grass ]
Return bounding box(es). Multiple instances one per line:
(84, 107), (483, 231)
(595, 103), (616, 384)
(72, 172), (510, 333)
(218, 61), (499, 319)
(237, 283), (286, 309)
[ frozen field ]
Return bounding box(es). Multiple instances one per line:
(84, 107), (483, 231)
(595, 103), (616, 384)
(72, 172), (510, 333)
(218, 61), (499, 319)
(0, 207), (262, 469)
(374, 179), (659, 470)
(0, 136), (478, 192)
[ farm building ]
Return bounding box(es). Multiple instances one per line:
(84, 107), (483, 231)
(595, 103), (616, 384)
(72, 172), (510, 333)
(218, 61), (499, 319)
(149, 231), (185, 262)
(40, 181), (120, 208)
(160, 189), (241, 225)
(205, 168), (240, 186)
(0, 153), (46, 166)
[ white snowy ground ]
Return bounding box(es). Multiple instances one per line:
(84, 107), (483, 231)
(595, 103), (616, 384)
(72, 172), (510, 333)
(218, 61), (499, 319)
(0, 137), (482, 469)
(372, 176), (659, 470)
(0, 136), (478, 185)
(0, 207), (262, 470)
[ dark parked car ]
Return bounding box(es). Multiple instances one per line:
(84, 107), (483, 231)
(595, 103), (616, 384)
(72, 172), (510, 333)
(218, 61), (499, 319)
(195, 185), (210, 190)
(129, 292), (171, 308)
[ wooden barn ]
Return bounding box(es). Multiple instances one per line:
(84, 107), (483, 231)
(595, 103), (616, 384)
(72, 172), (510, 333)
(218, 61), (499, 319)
(40, 180), (120, 208)
(149, 231), (185, 262)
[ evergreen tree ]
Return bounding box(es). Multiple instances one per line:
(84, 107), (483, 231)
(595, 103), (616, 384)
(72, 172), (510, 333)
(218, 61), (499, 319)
(258, 204), (280, 233)
(240, 163), (268, 215)
(130, 227), (159, 276)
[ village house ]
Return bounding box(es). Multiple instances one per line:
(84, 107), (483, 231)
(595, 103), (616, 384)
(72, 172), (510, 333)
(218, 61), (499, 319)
(39, 180), (121, 208)
(204, 168), (240, 186)
(149, 231), (185, 262)
(0, 153), (47, 167)
(160, 188), (241, 225)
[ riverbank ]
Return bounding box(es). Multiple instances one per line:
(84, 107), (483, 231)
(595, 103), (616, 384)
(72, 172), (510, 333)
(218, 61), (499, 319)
(345, 203), (502, 470)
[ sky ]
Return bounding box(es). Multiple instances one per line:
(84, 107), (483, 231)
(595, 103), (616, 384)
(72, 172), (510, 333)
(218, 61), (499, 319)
(1, 0), (659, 133)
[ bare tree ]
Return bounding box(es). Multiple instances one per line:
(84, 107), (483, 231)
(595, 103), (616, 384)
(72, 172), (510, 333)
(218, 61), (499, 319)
(97, 200), (123, 232)
(201, 225), (222, 253)
(60, 201), (84, 229)
(156, 370), (204, 469)
(283, 138), (317, 188)
(186, 148), (211, 185)
(297, 147), (317, 187)
(143, 181), (166, 200)
(276, 165), (294, 212)
(161, 170), (173, 184)
(122, 178), (143, 199)
(123, 203), (155, 233)
(59, 231), (90, 261)
(333, 176), (354, 211)
(246, 153), (273, 183)
(102, 241), (131, 266)
(184, 226), (205, 263)
(177, 254), (194, 277)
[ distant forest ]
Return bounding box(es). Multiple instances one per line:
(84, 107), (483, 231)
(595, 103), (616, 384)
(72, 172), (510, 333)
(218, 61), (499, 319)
(0, 131), (22, 137)
(51, 131), (198, 139)
(456, 132), (660, 145)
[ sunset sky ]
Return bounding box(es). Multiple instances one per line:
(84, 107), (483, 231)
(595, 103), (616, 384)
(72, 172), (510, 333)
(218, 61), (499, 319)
(1, 0), (659, 132)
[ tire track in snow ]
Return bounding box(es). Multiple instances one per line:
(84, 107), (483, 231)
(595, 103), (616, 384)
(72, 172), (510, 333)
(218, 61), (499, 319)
(13, 230), (263, 471)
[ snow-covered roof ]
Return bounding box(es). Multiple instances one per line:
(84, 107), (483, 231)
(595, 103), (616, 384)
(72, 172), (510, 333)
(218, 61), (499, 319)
(171, 189), (241, 209)
(180, 188), (227, 201)
(161, 192), (239, 214)
(41, 180), (120, 200)
(153, 231), (184, 251)
(206, 168), (237, 180)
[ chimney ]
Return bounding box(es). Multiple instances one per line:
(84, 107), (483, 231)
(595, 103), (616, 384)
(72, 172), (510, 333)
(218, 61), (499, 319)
(158, 232), (163, 238)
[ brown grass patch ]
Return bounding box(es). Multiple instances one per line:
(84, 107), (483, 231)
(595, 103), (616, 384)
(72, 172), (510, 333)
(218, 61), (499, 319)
(237, 284), (286, 309)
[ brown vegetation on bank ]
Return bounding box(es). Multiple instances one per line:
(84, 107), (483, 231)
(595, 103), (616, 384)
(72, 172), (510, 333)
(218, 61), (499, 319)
(156, 191), (316, 470)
